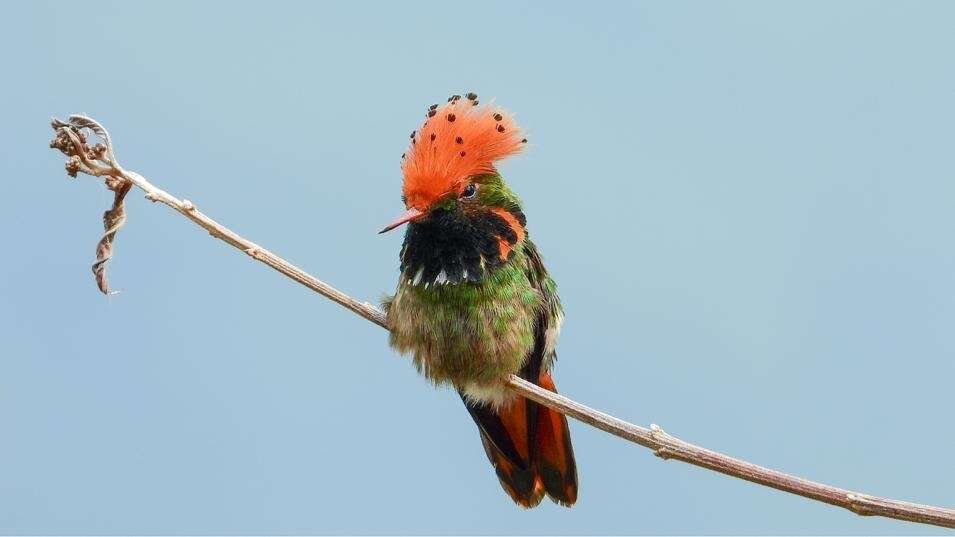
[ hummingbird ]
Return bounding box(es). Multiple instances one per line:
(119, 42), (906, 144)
(380, 93), (577, 507)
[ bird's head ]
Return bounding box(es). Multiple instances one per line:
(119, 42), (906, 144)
(380, 93), (530, 284)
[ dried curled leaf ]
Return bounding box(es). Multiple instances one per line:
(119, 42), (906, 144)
(50, 115), (132, 295)
(68, 115), (117, 165)
(48, 121), (84, 157)
(93, 177), (132, 294)
(68, 115), (110, 147)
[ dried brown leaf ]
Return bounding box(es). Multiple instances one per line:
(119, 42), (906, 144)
(92, 178), (132, 294)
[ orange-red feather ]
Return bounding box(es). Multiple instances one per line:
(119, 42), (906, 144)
(534, 373), (578, 506)
(401, 96), (526, 210)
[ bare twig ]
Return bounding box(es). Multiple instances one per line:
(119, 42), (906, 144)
(48, 115), (955, 529)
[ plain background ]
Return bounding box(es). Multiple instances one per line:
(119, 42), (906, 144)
(3, 1), (955, 534)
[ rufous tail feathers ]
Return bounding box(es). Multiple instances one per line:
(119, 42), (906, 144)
(462, 373), (578, 507)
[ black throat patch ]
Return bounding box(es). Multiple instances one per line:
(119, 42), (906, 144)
(400, 206), (525, 286)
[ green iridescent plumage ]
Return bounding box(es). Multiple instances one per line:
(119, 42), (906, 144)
(384, 239), (561, 391)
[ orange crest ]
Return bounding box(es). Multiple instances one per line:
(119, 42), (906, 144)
(401, 93), (527, 210)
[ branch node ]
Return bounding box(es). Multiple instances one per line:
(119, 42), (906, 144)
(654, 447), (673, 460)
(181, 199), (195, 211)
(245, 247), (260, 258)
(650, 423), (669, 440)
(144, 192), (160, 202)
(846, 493), (876, 516)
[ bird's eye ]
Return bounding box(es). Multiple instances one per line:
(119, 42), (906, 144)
(460, 183), (477, 199)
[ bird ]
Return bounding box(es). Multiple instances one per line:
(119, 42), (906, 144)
(380, 92), (577, 507)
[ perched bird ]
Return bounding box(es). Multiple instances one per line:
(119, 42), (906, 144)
(380, 93), (577, 507)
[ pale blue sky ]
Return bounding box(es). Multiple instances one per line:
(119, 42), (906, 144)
(2, 1), (955, 534)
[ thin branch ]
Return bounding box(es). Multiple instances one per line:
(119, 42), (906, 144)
(49, 115), (955, 530)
